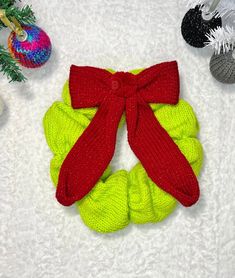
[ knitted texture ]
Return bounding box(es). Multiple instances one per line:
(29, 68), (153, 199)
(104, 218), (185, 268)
(55, 62), (200, 207)
(210, 49), (235, 84)
(43, 68), (203, 233)
(8, 25), (52, 68)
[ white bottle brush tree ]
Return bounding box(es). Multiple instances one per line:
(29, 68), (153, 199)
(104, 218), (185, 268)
(187, 0), (235, 53)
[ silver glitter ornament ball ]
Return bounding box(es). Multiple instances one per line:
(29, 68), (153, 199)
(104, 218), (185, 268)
(210, 49), (235, 84)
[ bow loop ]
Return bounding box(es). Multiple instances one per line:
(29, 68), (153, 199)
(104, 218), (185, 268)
(70, 65), (112, 108)
(138, 61), (180, 104)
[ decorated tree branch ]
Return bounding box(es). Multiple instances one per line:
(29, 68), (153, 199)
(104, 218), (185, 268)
(182, 0), (235, 84)
(0, 44), (26, 82)
(0, 0), (51, 82)
(0, 1), (36, 30)
(0, 1), (35, 81)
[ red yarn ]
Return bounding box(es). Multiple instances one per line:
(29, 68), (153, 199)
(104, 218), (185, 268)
(56, 62), (200, 207)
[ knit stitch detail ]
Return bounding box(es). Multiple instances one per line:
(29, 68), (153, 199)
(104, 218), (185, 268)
(43, 70), (203, 233)
(56, 62), (200, 207)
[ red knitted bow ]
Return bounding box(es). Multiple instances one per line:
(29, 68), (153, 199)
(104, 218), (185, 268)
(56, 62), (200, 207)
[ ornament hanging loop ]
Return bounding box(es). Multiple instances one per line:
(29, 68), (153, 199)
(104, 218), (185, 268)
(208, 0), (221, 13)
(0, 9), (27, 41)
(202, 0), (221, 21)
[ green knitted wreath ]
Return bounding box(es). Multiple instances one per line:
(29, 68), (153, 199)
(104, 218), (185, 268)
(43, 69), (203, 233)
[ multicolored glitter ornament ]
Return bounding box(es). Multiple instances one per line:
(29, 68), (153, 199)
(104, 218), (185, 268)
(8, 25), (52, 68)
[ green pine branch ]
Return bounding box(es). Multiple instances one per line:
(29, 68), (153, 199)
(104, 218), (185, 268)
(0, 1), (17, 9)
(7, 5), (36, 24)
(0, 45), (26, 82)
(0, 2), (36, 30)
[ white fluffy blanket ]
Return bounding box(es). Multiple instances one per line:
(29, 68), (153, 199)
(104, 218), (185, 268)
(0, 0), (234, 277)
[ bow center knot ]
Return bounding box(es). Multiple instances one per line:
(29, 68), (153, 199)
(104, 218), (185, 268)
(111, 72), (137, 99)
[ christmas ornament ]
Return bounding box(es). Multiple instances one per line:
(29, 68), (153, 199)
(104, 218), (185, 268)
(8, 24), (52, 68)
(0, 1), (52, 82)
(43, 62), (203, 233)
(181, 2), (222, 48)
(0, 1), (36, 82)
(210, 49), (235, 83)
(206, 26), (235, 84)
(182, 1), (235, 84)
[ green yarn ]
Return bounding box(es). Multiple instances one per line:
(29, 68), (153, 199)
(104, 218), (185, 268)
(43, 69), (203, 233)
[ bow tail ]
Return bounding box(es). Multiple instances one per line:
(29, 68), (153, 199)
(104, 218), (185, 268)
(56, 96), (124, 206)
(127, 97), (200, 207)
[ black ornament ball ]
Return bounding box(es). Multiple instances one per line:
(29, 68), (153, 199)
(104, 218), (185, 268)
(181, 5), (222, 48)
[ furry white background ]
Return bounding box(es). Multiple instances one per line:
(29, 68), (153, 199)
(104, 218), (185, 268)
(0, 0), (235, 277)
